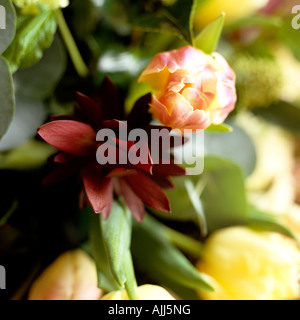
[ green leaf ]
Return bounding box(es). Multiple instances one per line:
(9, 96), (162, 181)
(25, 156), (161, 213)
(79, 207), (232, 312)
(0, 140), (55, 170)
(166, 0), (197, 43)
(194, 12), (225, 54)
(0, 200), (17, 226)
(69, 0), (98, 39)
(97, 0), (131, 34)
(0, 94), (47, 151)
(154, 277), (200, 300)
(130, 13), (182, 40)
(130, 0), (197, 44)
(132, 14), (187, 42)
(205, 123), (232, 132)
(201, 156), (248, 232)
(131, 214), (213, 295)
(153, 176), (204, 224)
(123, 251), (137, 300)
(277, 17), (300, 61)
(224, 14), (283, 34)
(247, 206), (297, 242)
(89, 210), (122, 292)
(184, 178), (207, 236)
(125, 81), (152, 114)
(253, 101), (300, 134)
(189, 0), (200, 44)
(0, 55), (15, 141)
(163, 224), (204, 258)
(100, 200), (136, 299)
(90, 206), (136, 298)
(3, 9), (57, 73)
(0, 0), (16, 54)
(14, 36), (67, 100)
(204, 121), (256, 176)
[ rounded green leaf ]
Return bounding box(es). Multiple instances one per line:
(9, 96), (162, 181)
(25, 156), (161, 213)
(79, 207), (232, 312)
(204, 122), (256, 176)
(0, 94), (47, 151)
(0, 56), (15, 141)
(14, 36), (67, 100)
(0, 0), (16, 54)
(201, 156), (248, 233)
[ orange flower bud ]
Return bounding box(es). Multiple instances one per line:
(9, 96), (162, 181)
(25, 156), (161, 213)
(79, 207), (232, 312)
(139, 46), (236, 132)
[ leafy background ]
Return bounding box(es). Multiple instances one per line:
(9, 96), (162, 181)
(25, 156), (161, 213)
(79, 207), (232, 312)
(0, 0), (300, 300)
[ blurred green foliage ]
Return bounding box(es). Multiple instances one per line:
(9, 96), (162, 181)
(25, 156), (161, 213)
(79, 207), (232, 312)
(0, 0), (299, 300)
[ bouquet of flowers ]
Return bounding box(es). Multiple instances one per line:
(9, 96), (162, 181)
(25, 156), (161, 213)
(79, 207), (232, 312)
(0, 0), (300, 301)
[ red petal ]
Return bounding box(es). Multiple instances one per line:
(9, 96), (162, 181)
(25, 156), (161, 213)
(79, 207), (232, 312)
(151, 175), (174, 189)
(107, 136), (153, 175)
(75, 92), (104, 130)
(53, 152), (77, 163)
(82, 165), (113, 214)
(106, 168), (137, 178)
(118, 178), (145, 222)
(127, 140), (153, 175)
(38, 120), (97, 156)
(104, 119), (128, 131)
(101, 188), (113, 220)
(42, 162), (82, 185)
(96, 76), (124, 120)
(152, 163), (186, 177)
(125, 172), (170, 213)
(110, 137), (134, 152)
(50, 115), (76, 121)
(127, 93), (152, 129)
(79, 187), (89, 210)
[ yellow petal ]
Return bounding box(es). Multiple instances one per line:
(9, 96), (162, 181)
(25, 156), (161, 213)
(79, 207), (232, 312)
(194, 0), (269, 28)
(101, 285), (175, 300)
(197, 227), (300, 300)
(28, 249), (102, 300)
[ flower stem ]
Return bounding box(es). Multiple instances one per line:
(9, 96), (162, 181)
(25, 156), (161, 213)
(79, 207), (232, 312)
(164, 226), (203, 258)
(0, 200), (18, 226)
(55, 9), (89, 78)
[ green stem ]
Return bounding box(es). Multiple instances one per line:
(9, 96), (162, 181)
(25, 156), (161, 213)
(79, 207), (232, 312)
(55, 9), (89, 78)
(10, 263), (41, 300)
(0, 200), (18, 226)
(195, 174), (209, 198)
(164, 226), (203, 258)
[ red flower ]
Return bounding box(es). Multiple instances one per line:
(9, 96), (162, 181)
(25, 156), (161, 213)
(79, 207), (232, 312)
(38, 77), (185, 221)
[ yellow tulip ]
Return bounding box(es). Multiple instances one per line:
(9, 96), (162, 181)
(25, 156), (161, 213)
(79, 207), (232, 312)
(197, 227), (300, 300)
(28, 249), (103, 300)
(235, 112), (297, 222)
(101, 284), (175, 300)
(194, 0), (269, 28)
(279, 204), (300, 243)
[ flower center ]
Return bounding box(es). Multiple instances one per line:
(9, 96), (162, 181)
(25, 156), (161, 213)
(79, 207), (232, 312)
(180, 84), (215, 111)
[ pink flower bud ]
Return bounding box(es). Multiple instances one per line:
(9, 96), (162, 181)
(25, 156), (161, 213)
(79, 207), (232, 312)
(139, 46), (237, 132)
